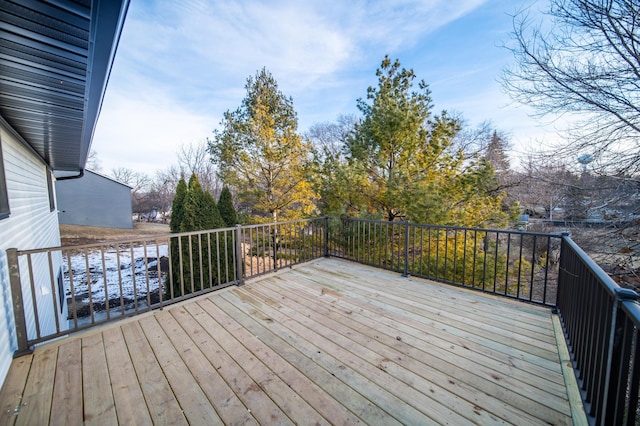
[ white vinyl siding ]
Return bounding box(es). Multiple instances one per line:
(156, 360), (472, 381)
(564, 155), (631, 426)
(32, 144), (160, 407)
(0, 121), (64, 388)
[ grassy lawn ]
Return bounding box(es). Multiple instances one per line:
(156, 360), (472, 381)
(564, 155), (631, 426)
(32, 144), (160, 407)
(60, 222), (170, 245)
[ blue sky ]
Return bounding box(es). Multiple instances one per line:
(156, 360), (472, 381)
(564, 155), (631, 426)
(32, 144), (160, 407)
(92, 0), (560, 175)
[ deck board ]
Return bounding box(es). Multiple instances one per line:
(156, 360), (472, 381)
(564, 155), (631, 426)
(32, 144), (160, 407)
(184, 301), (295, 425)
(224, 284), (492, 424)
(245, 273), (569, 424)
(102, 327), (152, 426)
(50, 339), (82, 426)
(15, 345), (57, 426)
(271, 272), (566, 390)
(155, 309), (257, 426)
(120, 321), (188, 425)
(249, 276), (562, 421)
(0, 258), (583, 425)
(82, 333), (118, 425)
(0, 354), (32, 426)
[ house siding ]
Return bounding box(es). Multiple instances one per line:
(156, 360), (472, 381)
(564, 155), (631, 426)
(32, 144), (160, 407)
(0, 120), (64, 387)
(56, 170), (133, 229)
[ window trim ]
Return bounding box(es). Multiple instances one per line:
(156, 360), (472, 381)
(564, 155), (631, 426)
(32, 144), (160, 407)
(0, 133), (9, 220)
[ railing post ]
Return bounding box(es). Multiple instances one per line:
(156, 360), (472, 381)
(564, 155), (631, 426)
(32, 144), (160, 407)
(556, 232), (571, 311)
(602, 287), (639, 425)
(403, 221), (409, 277)
(272, 228), (278, 272)
(7, 248), (31, 356)
(323, 216), (329, 258)
(235, 225), (244, 286)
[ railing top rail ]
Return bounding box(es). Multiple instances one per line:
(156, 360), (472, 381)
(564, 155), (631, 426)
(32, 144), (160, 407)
(16, 234), (175, 255)
(15, 217), (327, 255)
(338, 217), (564, 238)
(239, 217), (324, 231)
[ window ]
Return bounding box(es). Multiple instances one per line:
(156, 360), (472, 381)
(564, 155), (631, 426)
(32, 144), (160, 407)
(47, 167), (55, 212)
(0, 134), (9, 219)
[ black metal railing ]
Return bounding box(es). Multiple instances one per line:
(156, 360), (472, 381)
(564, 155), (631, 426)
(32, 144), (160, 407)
(241, 218), (326, 279)
(7, 218), (325, 350)
(327, 217), (562, 305)
(557, 236), (640, 425)
(7, 216), (640, 424)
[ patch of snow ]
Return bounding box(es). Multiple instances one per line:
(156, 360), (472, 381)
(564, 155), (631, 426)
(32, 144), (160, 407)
(63, 244), (168, 310)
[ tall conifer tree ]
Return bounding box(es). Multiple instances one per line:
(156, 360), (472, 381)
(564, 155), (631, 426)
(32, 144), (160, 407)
(166, 174), (231, 299)
(209, 68), (315, 221)
(218, 186), (237, 227)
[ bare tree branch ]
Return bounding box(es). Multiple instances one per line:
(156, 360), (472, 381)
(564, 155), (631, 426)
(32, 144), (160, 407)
(502, 0), (640, 175)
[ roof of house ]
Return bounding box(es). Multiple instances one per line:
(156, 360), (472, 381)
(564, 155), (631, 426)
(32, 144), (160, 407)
(83, 169), (132, 190)
(0, 0), (129, 172)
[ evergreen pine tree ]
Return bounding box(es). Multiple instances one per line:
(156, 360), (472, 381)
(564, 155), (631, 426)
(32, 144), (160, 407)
(169, 178), (187, 232)
(218, 186), (238, 227)
(167, 174), (234, 299)
(204, 191), (226, 229)
(209, 68), (315, 220)
(181, 174), (206, 232)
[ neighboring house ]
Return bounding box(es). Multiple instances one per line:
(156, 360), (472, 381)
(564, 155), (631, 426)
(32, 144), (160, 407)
(0, 1), (129, 388)
(57, 170), (133, 229)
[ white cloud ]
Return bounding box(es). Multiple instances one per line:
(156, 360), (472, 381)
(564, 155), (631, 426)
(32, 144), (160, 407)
(92, 89), (213, 176)
(115, 0), (491, 94)
(93, 0), (568, 175)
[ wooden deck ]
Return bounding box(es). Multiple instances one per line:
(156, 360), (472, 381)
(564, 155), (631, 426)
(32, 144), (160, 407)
(0, 258), (583, 425)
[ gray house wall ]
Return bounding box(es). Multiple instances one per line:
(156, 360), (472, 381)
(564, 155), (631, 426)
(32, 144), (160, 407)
(56, 170), (133, 229)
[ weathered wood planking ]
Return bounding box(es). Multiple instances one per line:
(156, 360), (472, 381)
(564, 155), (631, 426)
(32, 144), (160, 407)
(14, 346), (57, 426)
(0, 354), (32, 426)
(0, 258), (582, 425)
(81, 333), (117, 425)
(274, 270), (566, 388)
(226, 274), (568, 423)
(120, 321), (188, 425)
(102, 327), (152, 426)
(241, 276), (566, 421)
(50, 339), (82, 426)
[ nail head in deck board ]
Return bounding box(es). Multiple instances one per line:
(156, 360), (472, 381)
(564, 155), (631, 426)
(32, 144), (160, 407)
(102, 327), (152, 426)
(120, 321), (188, 425)
(0, 354), (32, 426)
(50, 340), (83, 426)
(81, 333), (118, 425)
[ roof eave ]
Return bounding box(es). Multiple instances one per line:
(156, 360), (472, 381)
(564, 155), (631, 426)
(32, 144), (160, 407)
(75, 0), (129, 172)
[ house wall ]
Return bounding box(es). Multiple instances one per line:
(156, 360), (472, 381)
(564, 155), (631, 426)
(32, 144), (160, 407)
(0, 120), (64, 387)
(56, 170), (133, 229)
